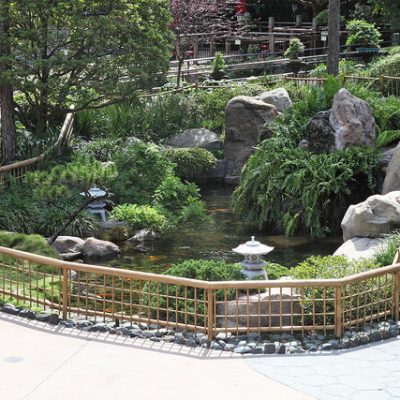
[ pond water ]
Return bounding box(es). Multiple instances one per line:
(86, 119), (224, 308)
(106, 184), (343, 274)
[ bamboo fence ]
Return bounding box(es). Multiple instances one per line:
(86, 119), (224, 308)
(0, 111), (75, 186)
(0, 246), (399, 338)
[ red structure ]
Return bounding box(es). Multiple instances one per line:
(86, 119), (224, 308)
(236, 0), (247, 15)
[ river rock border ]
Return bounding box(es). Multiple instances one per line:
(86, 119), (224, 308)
(1, 303), (399, 355)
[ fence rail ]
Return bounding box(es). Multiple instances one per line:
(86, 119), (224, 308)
(0, 246), (399, 338)
(284, 75), (400, 97)
(0, 110), (75, 186)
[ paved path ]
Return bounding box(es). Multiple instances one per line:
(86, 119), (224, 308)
(3, 313), (400, 400)
(246, 338), (400, 400)
(0, 314), (312, 400)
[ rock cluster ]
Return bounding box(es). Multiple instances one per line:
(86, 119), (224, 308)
(306, 88), (376, 153)
(53, 236), (120, 261)
(2, 304), (398, 355)
(341, 191), (400, 242)
(166, 128), (222, 152)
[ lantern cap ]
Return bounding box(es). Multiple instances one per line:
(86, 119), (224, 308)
(232, 236), (274, 256)
(80, 186), (107, 198)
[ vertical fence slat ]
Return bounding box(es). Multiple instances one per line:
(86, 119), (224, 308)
(335, 286), (343, 337)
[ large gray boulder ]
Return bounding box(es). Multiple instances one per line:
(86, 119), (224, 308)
(82, 237), (120, 259)
(330, 88), (375, 150)
(216, 288), (301, 328)
(256, 87), (292, 113)
(165, 128), (222, 151)
(341, 191), (400, 241)
(333, 237), (386, 261)
(306, 110), (336, 153)
(52, 236), (85, 254)
(383, 143), (400, 194)
(224, 96), (279, 184)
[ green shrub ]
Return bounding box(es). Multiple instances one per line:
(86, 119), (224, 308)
(234, 141), (378, 237)
(376, 130), (400, 148)
(163, 147), (217, 181)
(110, 204), (167, 232)
(375, 232), (400, 267)
(152, 175), (209, 225)
(0, 231), (59, 258)
(346, 19), (382, 48)
(264, 263), (290, 280)
(111, 143), (174, 204)
(210, 52), (227, 80)
(37, 205), (96, 238)
(368, 53), (400, 78)
(74, 138), (122, 162)
(284, 38), (305, 60)
(291, 255), (381, 328)
(291, 255), (378, 279)
(142, 260), (245, 325)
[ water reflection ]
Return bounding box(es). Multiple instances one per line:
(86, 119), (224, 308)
(108, 184), (342, 273)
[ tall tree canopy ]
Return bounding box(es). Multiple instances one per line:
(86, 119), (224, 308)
(0, 0), (173, 161)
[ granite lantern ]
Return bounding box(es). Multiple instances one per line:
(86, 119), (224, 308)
(80, 186), (108, 222)
(232, 236), (274, 280)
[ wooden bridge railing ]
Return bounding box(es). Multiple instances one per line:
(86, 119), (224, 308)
(0, 110), (75, 186)
(0, 246), (399, 338)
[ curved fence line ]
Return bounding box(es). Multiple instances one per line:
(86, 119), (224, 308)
(0, 246), (399, 338)
(0, 110), (75, 185)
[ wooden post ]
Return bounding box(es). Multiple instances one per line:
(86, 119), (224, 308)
(207, 288), (214, 340)
(209, 34), (215, 57)
(379, 75), (385, 95)
(62, 268), (69, 320)
(268, 17), (274, 32)
(334, 286), (342, 337)
(225, 40), (231, 55)
(392, 272), (400, 321)
(268, 33), (275, 54)
(193, 41), (199, 59)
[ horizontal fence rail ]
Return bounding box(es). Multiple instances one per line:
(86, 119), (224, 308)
(0, 247), (399, 339)
(0, 111), (74, 186)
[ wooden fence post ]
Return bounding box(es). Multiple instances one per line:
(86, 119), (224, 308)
(334, 286), (343, 337)
(207, 288), (214, 340)
(392, 272), (400, 321)
(62, 268), (69, 320)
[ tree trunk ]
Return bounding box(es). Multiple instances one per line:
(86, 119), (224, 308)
(327, 0), (341, 76)
(47, 196), (103, 245)
(0, 0), (16, 165)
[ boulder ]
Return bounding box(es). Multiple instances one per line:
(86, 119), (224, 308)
(52, 236), (85, 255)
(216, 288), (301, 328)
(333, 237), (386, 261)
(306, 110), (336, 153)
(166, 128), (222, 151)
(383, 143), (400, 194)
(341, 191), (400, 241)
(330, 88), (375, 150)
(81, 237), (120, 259)
(128, 229), (160, 242)
(256, 87), (292, 113)
(224, 96), (279, 184)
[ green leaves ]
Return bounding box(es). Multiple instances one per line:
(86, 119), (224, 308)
(234, 141), (379, 238)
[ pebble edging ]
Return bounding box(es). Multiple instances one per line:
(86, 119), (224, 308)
(1, 303), (399, 355)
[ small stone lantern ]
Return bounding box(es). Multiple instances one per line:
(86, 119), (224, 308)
(232, 236), (274, 280)
(80, 186), (108, 222)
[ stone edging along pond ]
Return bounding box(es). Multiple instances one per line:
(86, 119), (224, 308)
(1, 303), (399, 355)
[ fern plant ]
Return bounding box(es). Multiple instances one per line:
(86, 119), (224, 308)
(234, 140), (379, 237)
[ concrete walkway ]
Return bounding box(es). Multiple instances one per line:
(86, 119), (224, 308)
(0, 314), (312, 400)
(246, 338), (400, 400)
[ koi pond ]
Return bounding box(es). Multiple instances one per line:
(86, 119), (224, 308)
(106, 184), (342, 274)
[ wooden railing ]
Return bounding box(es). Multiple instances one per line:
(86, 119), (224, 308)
(0, 110), (75, 186)
(284, 75), (400, 97)
(0, 246), (399, 338)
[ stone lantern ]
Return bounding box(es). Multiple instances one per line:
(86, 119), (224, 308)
(80, 186), (108, 222)
(232, 236), (274, 280)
